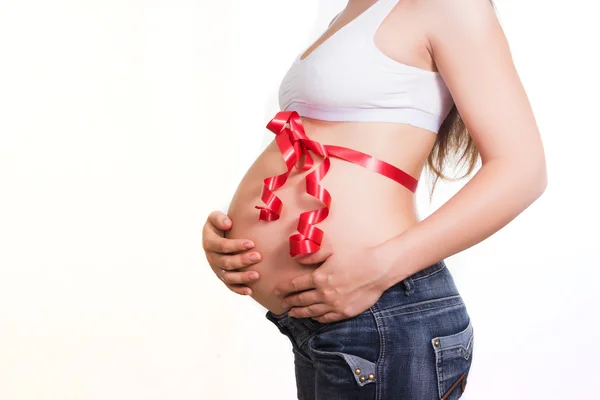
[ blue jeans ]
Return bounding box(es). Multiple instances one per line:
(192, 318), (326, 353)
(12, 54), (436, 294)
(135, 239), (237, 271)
(265, 260), (474, 400)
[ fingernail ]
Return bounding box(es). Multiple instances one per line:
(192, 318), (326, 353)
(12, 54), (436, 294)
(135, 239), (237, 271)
(244, 241), (254, 249)
(249, 253), (260, 262)
(244, 290), (252, 295)
(249, 272), (259, 280)
(223, 218), (231, 226)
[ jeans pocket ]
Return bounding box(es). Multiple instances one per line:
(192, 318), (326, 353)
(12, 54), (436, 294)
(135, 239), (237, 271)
(308, 338), (378, 387)
(305, 315), (379, 388)
(431, 319), (474, 400)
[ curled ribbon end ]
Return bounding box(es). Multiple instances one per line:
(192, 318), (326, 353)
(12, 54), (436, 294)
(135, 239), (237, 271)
(289, 233), (321, 257)
(255, 206), (280, 221)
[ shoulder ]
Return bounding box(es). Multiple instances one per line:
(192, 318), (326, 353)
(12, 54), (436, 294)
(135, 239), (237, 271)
(413, 0), (508, 83)
(418, 0), (501, 44)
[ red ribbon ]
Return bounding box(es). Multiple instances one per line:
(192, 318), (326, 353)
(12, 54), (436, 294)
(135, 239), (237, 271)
(255, 111), (418, 257)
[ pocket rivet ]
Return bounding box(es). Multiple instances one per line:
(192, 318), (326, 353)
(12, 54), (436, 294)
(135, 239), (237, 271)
(433, 339), (440, 347)
(359, 375), (366, 382)
(354, 369), (361, 375)
(368, 373), (375, 380)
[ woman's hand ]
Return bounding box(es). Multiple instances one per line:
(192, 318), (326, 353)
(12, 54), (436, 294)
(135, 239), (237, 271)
(202, 210), (262, 296)
(273, 245), (393, 323)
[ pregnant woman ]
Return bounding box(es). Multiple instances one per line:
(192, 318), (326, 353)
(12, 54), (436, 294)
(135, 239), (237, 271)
(203, 0), (546, 398)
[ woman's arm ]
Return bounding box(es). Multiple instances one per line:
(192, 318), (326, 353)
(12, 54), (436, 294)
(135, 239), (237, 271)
(375, 0), (547, 289)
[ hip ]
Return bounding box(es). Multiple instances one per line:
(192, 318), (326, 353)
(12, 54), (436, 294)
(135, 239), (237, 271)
(265, 260), (474, 399)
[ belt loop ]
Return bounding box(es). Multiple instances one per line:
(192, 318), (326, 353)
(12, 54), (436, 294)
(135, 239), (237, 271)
(402, 277), (415, 296)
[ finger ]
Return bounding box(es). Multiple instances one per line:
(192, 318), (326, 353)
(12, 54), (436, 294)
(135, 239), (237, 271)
(293, 247), (333, 266)
(222, 270), (260, 285)
(288, 303), (330, 319)
(282, 289), (321, 307)
(202, 213), (255, 253)
(274, 273), (316, 297)
(207, 210), (232, 232)
(226, 283), (253, 296)
(312, 312), (342, 323)
(212, 251), (262, 271)
(203, 212), (257, 254)
(204, 235), (256, 254)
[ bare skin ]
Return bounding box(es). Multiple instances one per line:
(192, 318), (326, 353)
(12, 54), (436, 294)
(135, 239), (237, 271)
(203, 0), (547, 322)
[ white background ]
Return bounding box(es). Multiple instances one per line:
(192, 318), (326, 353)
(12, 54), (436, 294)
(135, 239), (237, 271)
(0, 0), (598, 399)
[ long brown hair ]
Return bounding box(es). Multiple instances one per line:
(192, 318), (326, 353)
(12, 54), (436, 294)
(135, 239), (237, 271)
(425, 105), (480, 200)
(425, 0), (497, 200)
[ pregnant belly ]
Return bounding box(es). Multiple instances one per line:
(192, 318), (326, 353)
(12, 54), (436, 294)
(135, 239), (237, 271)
(225, 139), (420, 315)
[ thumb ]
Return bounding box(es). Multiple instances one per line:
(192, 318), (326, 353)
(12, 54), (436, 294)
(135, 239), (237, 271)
(208, 210), (232, 232)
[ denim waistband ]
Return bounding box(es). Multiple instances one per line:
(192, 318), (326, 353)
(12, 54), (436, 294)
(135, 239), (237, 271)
(406, 259), (446, 281)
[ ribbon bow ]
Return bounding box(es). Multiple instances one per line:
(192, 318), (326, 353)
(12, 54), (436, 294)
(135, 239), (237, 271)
(255, 111), (418, 257)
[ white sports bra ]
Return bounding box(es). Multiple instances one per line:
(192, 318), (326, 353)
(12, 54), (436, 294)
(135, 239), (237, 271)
(278, 0), (455, 134)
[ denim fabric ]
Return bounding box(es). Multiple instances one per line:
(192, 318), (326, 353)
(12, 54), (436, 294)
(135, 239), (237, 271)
(265, 260), (474, 400)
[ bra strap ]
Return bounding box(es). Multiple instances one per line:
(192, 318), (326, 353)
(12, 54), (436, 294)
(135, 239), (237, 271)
(360, 0), (400, 37)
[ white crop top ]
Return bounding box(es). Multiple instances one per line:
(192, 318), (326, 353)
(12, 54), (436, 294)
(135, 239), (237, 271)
(278, 0), (455, 133)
